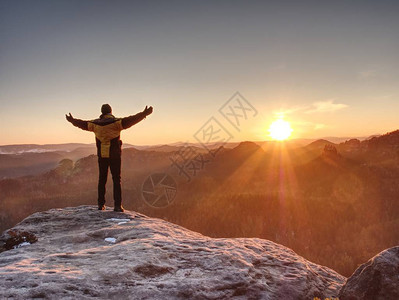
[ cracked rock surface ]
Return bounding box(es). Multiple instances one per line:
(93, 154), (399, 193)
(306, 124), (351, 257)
(0, 205), (345, 299)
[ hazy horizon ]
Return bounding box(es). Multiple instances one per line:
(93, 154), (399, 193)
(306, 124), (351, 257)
(0, 133), (383, 148)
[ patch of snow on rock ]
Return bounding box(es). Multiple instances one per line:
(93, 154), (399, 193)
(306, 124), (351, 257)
(106, 218), (131, 222)
(13, 242), (31, 249)
(104, 237), (116, 244)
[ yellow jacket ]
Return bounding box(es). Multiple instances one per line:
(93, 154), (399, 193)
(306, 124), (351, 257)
(69, 112), (147, 158)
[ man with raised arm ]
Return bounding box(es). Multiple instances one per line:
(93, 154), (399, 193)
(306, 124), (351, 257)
(66, 104), (153, 212)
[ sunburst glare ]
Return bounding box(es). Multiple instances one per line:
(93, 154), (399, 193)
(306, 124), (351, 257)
(268, 119), (293, 141)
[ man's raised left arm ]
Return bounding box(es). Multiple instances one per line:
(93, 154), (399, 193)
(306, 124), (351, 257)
(122, 106), (153, 129)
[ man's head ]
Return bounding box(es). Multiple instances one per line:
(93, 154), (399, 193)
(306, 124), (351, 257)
(101, 104), (112, 115)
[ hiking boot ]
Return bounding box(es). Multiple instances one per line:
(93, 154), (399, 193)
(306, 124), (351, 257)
(114, 206), (125, 212)
(98, 205), (106, 211)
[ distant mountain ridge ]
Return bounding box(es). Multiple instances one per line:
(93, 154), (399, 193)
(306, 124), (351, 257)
(0, 133), (376, 154)
(0, 143), (94, 154)
(1, 130), (398, 179)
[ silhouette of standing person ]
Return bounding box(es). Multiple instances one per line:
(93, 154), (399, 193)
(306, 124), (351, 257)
(66, 104), (153, 212)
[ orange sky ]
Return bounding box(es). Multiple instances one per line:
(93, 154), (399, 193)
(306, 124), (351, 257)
(1, 1), (399, 145)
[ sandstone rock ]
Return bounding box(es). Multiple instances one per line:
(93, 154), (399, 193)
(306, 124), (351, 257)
(0, 206), (345, 299)
(339, 246), (399, 300)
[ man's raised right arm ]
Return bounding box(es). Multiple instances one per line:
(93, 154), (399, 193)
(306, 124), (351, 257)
(122, 106), (153, 129)
(65, 113), (90, 131)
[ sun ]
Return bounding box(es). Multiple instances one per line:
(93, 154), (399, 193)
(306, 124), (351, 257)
(268, 119), (293, 141)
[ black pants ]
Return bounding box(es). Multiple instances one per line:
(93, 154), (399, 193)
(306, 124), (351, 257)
(98, 156), (122, 207)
